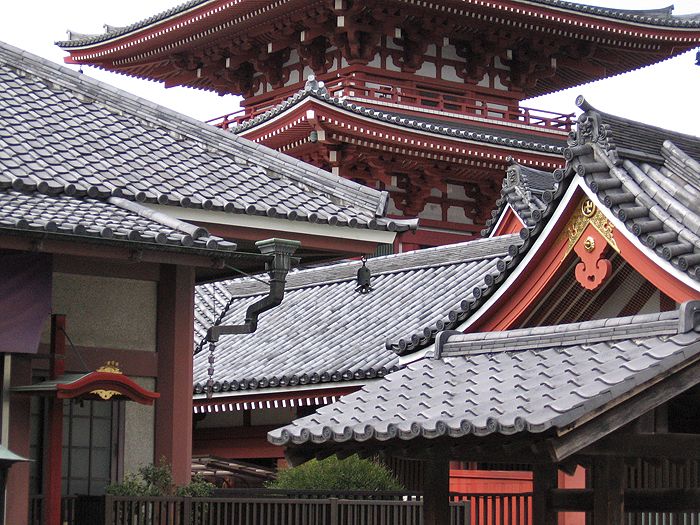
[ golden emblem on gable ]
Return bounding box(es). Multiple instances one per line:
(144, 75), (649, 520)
(92, 361), (122, 401)
(562, 198), (619, 260)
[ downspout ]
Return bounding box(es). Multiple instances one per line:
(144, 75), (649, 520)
(204, 238), (300, 396)
(206, 238), (300, 341)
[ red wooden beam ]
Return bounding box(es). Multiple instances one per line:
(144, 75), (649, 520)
(44, 315), (66, 525)
(155, 265), (196, 485)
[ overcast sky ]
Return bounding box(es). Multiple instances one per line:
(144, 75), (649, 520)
(1, 0), (699, 134)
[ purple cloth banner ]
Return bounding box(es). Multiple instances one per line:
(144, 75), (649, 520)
(0, 253), (52, 354)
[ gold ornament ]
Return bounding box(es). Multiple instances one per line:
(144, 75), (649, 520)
(91, 361), (123, 400)
(562, 198), (619, 261)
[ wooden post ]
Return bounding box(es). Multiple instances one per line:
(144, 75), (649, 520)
(155, 265), (195, 485)
(44, 315), (67, 525)
(593, 457), (625, 525)
(423, 458), (450, 525)
(533, 464), (558, 525)
(4, 355), (31, 525)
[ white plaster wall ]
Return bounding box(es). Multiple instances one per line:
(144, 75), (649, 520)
(493, 74), (509, 91)
(49, 273), (157, 351)
(386, 37), (401, 51)
(302, 66), (314, 81)
(441, 44), (459, 61)
(425, 44), (437, 58)
(386, 55), (401, 72)
(415, 61), (436, 78)
(286, 69), (300, 86)
(447, 206), (472, 224)
(123, 377), (155, 475)
(367, 53), (381, 68)
(441, 65), (460, 83)
(283, 50), (300, 68)
(419, 203), (442, 221)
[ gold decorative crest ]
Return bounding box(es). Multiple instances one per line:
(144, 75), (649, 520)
(92, 361), (122, 400)
(562, 198), (619, 260)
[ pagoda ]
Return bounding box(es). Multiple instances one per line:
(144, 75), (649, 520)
(59, 1), (700, 248)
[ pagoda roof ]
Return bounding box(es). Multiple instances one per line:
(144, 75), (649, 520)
(57, 1), (700, 99)
(269, 303), (700, 455)
(234, 79), (565, 157)
(193, 234), (523, 396)
(0, 40), (416, 251)
(58, 1), (700, 49)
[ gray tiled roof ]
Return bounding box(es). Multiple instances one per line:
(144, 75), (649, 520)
(566, 97), (700, 280)
(482, 160), (557, 236)
(232, 79), (564, 155)
(0, 41), (414, 234)
(0, 189), (234, 252)
(57, 1), (700, 48)
(270, 305), (700, 446)
(193, 234), (523, 394)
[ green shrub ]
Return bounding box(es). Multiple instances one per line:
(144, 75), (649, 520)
(106, 459), (213, 497)
(268, 455), (404, 491)
(177, 473), (214, 497)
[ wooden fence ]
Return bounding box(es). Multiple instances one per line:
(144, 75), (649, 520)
(97, 496), (469, 525)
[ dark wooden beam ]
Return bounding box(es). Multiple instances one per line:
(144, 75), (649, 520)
(550, 489), (592, 512)
(593, 457), (625, 525)
(582, 433), (700, 459)
(533, 464), (557, 525)
(422, 458), (450, 525)
(625, 489), (700, 512)
(549, 354), (700, 461)
(551, 489), (700, 512)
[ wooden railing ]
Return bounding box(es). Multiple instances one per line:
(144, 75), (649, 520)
(206, 77), (574, 133)
(30, 494), (468, 525)
(451, 493), (531, 525)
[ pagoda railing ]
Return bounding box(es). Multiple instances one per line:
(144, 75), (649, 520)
(207, 76), (574, 134)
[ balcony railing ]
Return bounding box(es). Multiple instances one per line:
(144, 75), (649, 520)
(206, 76), (574, 134)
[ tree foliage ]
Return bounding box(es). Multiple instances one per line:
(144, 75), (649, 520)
(106, 459), (213, 497)
(268, 455), (404, 491)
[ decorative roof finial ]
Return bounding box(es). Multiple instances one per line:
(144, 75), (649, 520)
(356, 256), (373, 294)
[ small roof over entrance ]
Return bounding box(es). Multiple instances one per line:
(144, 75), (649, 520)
(12, 362), (159, 406)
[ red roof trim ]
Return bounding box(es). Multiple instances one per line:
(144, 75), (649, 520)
(57, 371), (159, 405)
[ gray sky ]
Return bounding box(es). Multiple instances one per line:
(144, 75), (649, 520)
(2, 0), (699, 134)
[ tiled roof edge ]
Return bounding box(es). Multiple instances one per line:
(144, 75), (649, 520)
(235, 79), (564, 155)
(481, 158), (559, 237)
(437, 309), (686, 358)
(193, 363), (401, 395)
(0, 42), (392, 223)
(390, 158), (578, 356)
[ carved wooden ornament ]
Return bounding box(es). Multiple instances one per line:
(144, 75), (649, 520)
(563, 198), (619, 290)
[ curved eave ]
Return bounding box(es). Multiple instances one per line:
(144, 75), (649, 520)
(239, 98), (566, 169)
(60, 0), (700, 63)
(57, 372), (160, 405)
(192, 382), (364, 413)
(14, 372), (160, 405)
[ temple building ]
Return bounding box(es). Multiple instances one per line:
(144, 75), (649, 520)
(0, 41), (414, 525)
(270, 98), (700, 523)
(58, 1), (700, 248)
